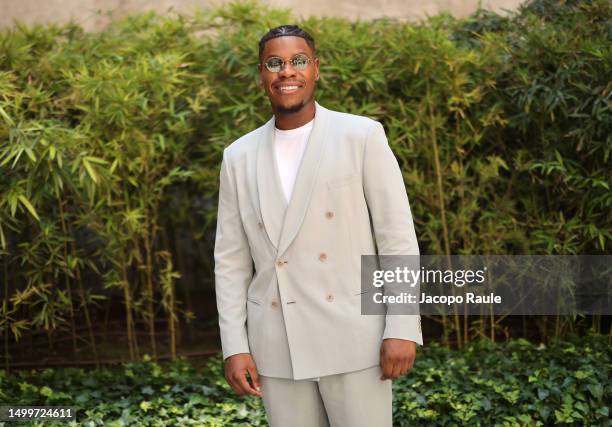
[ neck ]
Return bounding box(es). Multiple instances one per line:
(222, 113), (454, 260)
(273, 100), (316, 130)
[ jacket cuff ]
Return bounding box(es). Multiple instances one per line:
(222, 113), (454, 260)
(383, 315), (423, 346)
(221, 327), (251, 360)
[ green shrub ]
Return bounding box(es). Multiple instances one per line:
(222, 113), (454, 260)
(0, 0), (610, 361)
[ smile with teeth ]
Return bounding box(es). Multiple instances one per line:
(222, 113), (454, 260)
(277, 85), (302, 93)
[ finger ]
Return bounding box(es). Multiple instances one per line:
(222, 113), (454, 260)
(400, 358), (411, 376)
(235, 371), (257, 396)
(396, 355), (410, 377)
(405, 355), (415, 372)
(380, 356), (394, 380)
(227, 375), (243, 395)
(379, 347), (390, 380)
(224, 370), (235, 391)
(247, 365), (262, 397)
(390, 359), (403, 379)
(231, 372), (250, 395)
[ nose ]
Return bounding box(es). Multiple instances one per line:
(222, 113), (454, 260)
(278, 61), (297, 78)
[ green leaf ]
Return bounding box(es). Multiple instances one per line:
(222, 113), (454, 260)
(24, 147), (36, 162)
(537, 388), (549, 400)
(586, 383), (603, 399)
(17, 195), (40, 221)
(84, 156), (108, 165)
(0, 105), (15, 126)
(0, 223), (5, 250)
(75, 392), (90, 404)
(573, 370), (590, 379)
(40, 386), (54, 398)
(82, 158), (99, 183)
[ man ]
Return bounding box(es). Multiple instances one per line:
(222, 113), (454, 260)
(214, 25), (422, 426)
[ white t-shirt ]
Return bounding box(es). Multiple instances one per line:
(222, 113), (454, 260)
(274, 119), (319, 382)
(274, 118), (314, 203)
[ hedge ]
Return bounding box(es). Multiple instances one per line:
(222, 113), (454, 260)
(0, 0), (610, 362)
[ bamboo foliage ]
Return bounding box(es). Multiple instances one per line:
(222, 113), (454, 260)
(0, 0), (610, 366)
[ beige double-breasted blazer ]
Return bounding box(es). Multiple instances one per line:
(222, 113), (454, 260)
(214, 102), (422, 380)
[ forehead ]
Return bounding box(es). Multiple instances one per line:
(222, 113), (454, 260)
(261, 36), (314, 59)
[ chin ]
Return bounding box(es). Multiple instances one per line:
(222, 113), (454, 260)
(275, 100), (305, 114)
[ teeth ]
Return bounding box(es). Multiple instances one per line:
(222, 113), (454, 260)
(279, 86), (299, 92)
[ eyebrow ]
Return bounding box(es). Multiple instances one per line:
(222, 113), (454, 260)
(263, 51), (309, 61)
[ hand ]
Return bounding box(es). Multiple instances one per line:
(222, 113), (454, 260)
(224, 353), (262, 397)
(379, 339), (416, 380)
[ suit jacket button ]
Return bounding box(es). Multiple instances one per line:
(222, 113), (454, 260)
(326, 293), (334, 302)
(325, 211), (334, 219)
(319, 253), (327, 262)
(277, 259), (285, 267)
(271, 300), (279, 308)
(258, 222), (264, 229)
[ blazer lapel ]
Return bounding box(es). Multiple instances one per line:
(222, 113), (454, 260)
(277, 102), (330, 256)
(257, 116), (287, 250)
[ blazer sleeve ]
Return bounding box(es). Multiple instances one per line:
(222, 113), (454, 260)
(214, 148), (254, 359)
(362, 121), (423, 345)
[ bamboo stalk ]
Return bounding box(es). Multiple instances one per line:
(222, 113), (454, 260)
(121, 260), (137, 361)
(58, 198), (98, 368)
(74, 267), (100, 368)
(426, 83), (460, 348)
(143, 231), (157, 360)
(172, 224), (193, 341)
(456, 120), (470, 346)
(161, 230), (178, 360)
(141, 139), (158, 361)
(56, 197), (78, 360)
(3, 254), (9, 372)
(168, 282), (176, 361)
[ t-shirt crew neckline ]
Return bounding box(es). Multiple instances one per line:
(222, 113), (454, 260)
(274, 118), (314, 134)
(273, 117), (315, 204)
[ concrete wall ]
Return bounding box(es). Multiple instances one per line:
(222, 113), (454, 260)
(1, 0), (525, 31)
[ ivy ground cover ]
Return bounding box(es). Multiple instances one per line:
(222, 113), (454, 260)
(0, 333), (609, 426)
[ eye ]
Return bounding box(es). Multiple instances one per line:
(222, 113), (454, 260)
(292, 55), (309, 69)
(265, 57), (283, 71)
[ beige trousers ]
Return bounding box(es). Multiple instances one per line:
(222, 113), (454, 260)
(259, 366), (392, 427)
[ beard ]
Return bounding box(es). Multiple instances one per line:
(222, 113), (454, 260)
(275, 99), (305, 114)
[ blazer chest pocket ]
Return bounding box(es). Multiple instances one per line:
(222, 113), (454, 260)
(327, 173), (360, 191)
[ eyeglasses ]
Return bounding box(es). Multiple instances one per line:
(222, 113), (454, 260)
(262, 54), (314, 73)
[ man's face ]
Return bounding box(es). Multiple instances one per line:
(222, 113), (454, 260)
(258, 36), (319, 114)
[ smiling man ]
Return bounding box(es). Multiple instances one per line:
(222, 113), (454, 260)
(214, 25), (423, 426)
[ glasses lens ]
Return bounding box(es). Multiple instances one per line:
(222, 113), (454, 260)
(292, 55), (310, 70)
(265, 58), (283, 72)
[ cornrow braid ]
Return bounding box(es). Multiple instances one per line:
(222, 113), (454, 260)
(258, 25), (316, 59)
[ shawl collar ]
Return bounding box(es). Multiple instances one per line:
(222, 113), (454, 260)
(256, 101), (330, 256)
